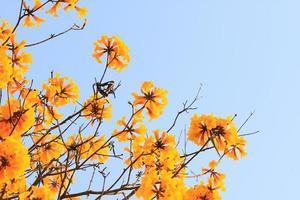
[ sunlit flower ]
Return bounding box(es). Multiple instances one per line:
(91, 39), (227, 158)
(0, 98), (35, 138)
(93, 35), (130, 72)
(23, 0), (45, 27)
(43, 73), (79, 107)
(81, 135), (110, 163)
(225, 136), (247, 160)
(32, 134), (63, 165)
(132, 81), (168, 120)
(82, 95), (112, 122)
(0, 136), (30, 186)
(188, 114), (240, 154)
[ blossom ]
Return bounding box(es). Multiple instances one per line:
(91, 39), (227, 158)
(32, 134), (63, 165)
(43, 73), (79, 107)
(23, 0), (45, 27)
(0, 98), (35, 138)
(188, 114), (240, 154)
(93, 35), (130, 72)
(9, 35), (32, 81)
(0, 53), (12, 89)
(132, 81), (168, 120)
(113, 110), (147, 142)
(136, 166), (185, 200)
(184, 181), (221, 200)
(0, 136), (30, 186)
(202, 160), (226, 191)
(20, 185), (54, 200)
(225, 136), (247, 160)
(47, 0), (88, 18)
(0, 21), (13, 42)
(82, 95), (112, 122)
(81, 135), (110, 163)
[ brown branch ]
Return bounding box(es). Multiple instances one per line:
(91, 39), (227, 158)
(25, 20), (87, 48)
(167, 85), (202, 133)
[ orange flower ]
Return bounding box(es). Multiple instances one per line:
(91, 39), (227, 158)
(113, 111), (147, 142)
(0, 21), (13, 42)
(82, 95), (112, 122)
(34, 104), (63, 133)
(93, 35), (130, 72)
(184, 182), (221, 200)
(202, 160), (226, 191)
(32, 134), (63, 165)
(2, 176), (27, 199)
(0, 98), (35, 138)
(188, 114), (240, 155)
(225, 136), (247, 160)
(47, 0), (88, 18)
(132, 81), (168, 120)
(23, 0), (45, 28)
(81, 135), (110, 163)
(43, 73), (79, 107)
(0, 52), (12, 89)
(0, 136), (30, 186)
(9, 35), (32, 81)
(20, 185), (54, 200)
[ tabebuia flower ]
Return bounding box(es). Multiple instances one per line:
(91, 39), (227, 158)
(188, 113), (247, 160)
(43, 73), (79, 107)
(0, 137), (30, 187)
(93, 35), (130, 72)
(132, 81), (168, 120)
(47, 0), (88, 18)
(23, 0), (45, 27)
(0, 98), (35, 138)
(82, 95), (112, 122)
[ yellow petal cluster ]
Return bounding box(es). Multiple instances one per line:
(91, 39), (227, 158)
(93, 35), (130, 72)
(188, 113), (247, 159)
(132, 81), (168, 120)
(0, 98), (35, 138)
(0, 137), (30, 187)
(43, 73), (79, 107)
(82, 95), (112, 122)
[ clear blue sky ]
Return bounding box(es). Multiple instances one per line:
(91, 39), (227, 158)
(2, 0), (300, 199)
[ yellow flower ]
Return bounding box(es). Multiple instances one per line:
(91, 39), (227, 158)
(81, 135), (110, 163)
(93, 35), (130, 72)
(20, 185), (55, 200)
(82, 95), (112, 122)
(225, 136), (247, 160)
(23, 0), (45, 28)
(0, 136), (30, 186)
(132, 81), (168, 120)
(0, 55), (12, 89)
(188, 114), (240, 155)
(0, 98), (35, 138)
(9, 35), (32, 81)
(202, 160), (226, 191)
(0, 21), (13, 42)
(75, 6), (88, 18)
(184, 181), (221, 200)
(43, 73), (79, 107)
(47, 0), (88, 18)
(113, 111), (147, 142)
(32, 134), (63, 165)
(2, 176), (27, 199)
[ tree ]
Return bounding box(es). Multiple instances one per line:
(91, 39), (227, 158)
(0, 1), (254, 199)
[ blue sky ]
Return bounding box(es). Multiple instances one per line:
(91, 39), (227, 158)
(2, 0), (300, 199)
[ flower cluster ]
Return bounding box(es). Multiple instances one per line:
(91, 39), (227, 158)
(93, 35), (130, 72)
(0, 1), (251, 199)
(43, 73), (79, 107)
(22, 0), (88, 27)
(132, 81), (168, 120)
(188, 114), (247, 160)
